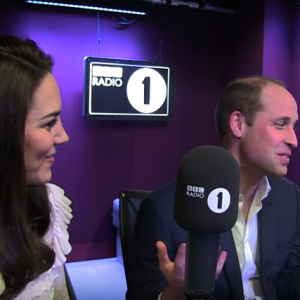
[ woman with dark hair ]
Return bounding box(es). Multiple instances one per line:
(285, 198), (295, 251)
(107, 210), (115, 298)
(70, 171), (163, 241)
(0, 35), (72, 299)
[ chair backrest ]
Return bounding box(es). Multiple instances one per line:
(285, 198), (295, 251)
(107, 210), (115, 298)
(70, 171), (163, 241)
(119, 189), (152, 283)
(64, 264), (77, 300)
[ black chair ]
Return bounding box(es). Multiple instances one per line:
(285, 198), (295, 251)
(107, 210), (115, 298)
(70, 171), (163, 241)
(119, 189), (152, 284)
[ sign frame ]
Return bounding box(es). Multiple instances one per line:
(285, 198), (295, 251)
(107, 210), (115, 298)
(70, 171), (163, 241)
(82, 56), (171, 121)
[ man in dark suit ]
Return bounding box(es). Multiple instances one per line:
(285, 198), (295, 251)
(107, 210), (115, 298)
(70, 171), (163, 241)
(126, 76), (300, 300)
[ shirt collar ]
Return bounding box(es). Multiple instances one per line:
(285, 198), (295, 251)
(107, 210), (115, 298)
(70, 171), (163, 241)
(257, 176), (271, 203)
(238, 176), (271, 203)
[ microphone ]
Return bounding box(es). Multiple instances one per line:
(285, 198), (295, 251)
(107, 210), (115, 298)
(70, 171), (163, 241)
(174, 145), (240, 300)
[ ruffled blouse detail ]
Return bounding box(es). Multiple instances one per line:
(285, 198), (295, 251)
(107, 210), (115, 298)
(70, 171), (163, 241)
(45, 183), (73, 267)
(9, 183), (73, 300)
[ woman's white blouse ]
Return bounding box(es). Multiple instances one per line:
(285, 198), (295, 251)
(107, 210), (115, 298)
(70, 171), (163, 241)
(0, 183), (73, 299)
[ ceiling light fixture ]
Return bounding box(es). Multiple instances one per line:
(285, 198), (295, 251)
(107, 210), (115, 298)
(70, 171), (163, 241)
(24, 0), (147, 15)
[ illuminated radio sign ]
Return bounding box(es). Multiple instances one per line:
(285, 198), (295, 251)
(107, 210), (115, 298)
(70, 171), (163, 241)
(82, 57), (171, 120)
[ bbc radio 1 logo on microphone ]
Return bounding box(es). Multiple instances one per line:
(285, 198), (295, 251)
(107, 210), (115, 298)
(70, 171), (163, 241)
(187, 185), (231, 214)
(186, 185), (205, 198)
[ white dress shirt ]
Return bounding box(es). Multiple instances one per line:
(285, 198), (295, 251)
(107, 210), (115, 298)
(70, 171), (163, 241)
(232, 176), (271, 300)
(158, 177), (271, 300)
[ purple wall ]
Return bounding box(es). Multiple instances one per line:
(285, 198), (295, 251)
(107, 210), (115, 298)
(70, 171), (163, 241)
(0, 1), (274, 261)
(225, 1), (265, 82)
(262, 0), (300, 187)
(289, 3), (300, 187)
(263, 0), (292, 88)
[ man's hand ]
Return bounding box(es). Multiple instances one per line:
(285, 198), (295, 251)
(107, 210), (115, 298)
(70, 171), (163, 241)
(156, 241), (227, 300)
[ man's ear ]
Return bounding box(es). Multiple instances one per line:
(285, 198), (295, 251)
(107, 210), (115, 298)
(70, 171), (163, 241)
(229, 111), (245, 138)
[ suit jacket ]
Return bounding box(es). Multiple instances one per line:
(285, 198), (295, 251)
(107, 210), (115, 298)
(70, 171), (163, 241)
(126, 176), (300, 300)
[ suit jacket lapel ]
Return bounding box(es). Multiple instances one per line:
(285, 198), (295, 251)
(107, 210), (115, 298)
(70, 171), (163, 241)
(259, 181), (276, 300)
(220, 230), (244, 300)
(259, 195), (276, 259)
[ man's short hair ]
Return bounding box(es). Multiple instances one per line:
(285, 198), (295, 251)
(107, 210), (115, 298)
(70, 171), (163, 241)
(215, 76), (285, 139)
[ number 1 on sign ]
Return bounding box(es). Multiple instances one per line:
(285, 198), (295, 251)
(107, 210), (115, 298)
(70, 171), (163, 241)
(142, 76), (150, 105)
(127, 68), (167, 113)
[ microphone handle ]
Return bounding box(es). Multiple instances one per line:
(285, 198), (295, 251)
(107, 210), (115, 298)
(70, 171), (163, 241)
(184, 232), (220, 300)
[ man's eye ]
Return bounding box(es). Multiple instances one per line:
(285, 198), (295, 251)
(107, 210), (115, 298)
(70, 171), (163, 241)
(275, 123), (285, 129)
